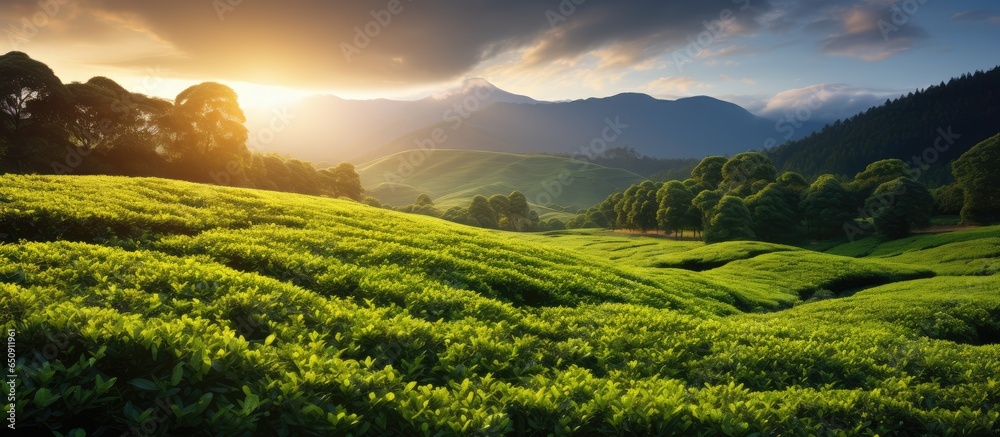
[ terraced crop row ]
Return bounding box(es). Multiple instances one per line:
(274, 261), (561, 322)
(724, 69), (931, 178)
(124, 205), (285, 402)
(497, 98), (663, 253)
(1, 176), (997, 435)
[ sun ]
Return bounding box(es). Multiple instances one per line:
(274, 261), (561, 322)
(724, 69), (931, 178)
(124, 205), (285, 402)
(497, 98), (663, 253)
(226, 81), (316, 110)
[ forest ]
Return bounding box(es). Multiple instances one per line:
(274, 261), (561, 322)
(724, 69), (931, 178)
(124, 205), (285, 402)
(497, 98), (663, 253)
(0, 51), (363, 201)
(566, 136), (1000, 243)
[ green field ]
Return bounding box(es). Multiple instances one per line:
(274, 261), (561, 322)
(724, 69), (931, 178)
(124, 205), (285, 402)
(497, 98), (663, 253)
(1, 175), (998, 435)
(356, 149), (645, 220)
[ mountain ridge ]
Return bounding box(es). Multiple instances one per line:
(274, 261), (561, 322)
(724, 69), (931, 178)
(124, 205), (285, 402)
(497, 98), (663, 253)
(254, 80), (820, 165)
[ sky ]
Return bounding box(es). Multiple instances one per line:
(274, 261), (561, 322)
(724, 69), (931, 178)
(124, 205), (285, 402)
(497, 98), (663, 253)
(3, 0), (999, 121)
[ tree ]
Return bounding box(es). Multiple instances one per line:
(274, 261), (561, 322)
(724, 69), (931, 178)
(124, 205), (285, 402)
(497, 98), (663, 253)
(597, 192), (622, 230)
(488, 194), (510, 218)
(690, 156), (728, 190)
(721, 152), (777, 197)
(692, 189), (724, 233)
(776, 172), (809, 193)
(326, 162), (365, 201)
(546, 219), (567, 231)
(405, 193), (441, 217)
(656, 181), (694, 237)
(615, 184), (640, 230)
(503, 191), (536, 231)
(583, 208), (607, 228)
(745, 183), (802, 243)
(849, 159), (913, 202)
(415, 193), (434, 207)
(865, 177), (933, 239)
(0, 51), (69, 169)
(618, 181), (659, 232)
(931, 183), (964, 215)
(78, 77), (172, 176)
(800, 175), (855, 239)
(441, 206), (475, 226)
(0, 51), (67, 136)
(704, 196), (755, 244)
(952, 133), (1000, 224)
(62, 77), (170, 156)
(161, 82), (249, 182)
(468, 195), (499, 229)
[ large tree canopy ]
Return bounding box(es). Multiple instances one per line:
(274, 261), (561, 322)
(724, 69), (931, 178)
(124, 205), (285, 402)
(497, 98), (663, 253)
(721, 152), (777, 197)
(746, 183), (802, 244)
(849, 159), (913, 202)
(865, 177), (933, 239)
(0, 51), (67, 136)
(800, 175), (855, 239)
(705, 196), (755, 244)
(690, 156), (728, 191)
(656, 180), (695, 237)
(952, 133), (1000, 224)
(162, 82), (249, 181)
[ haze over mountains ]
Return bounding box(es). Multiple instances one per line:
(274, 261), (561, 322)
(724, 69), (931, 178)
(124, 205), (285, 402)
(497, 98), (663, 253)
(250, 79), (824, 166)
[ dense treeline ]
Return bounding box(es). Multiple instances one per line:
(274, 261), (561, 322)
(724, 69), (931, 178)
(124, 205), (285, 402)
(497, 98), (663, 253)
(570, 135), (1000, 242)
(766, 66), (1000, 186)
(0, 51), (362, 200)
(372, 191), (567, 232)
(546, 146), (699, 180)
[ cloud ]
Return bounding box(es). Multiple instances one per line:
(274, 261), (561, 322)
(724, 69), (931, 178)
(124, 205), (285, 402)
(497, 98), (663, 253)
(951, 10), (1000, 25)
(719, 74), (754, 85)
(1, 0), (775, 90)
(758, 0), (929, 61)
(755, 83), (899, 121)
(644, 76), (711, 98)
(819, 4), (928, 61)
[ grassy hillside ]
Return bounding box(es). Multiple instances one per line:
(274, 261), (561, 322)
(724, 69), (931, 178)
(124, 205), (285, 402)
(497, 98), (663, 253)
(356, 149), (645, 219)
(1, 175), (998, 435)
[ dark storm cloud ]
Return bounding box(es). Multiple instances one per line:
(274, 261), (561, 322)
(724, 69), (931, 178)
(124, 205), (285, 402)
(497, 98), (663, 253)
(2, 0), (775, 87)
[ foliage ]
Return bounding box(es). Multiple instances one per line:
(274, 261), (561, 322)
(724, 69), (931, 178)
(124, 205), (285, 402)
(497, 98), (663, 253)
(768, 67), (1000, 185)
(0, 52), (364, 202)
(1, 175), (999, 435)
(849, 159), (914, 202)
(656, 181), (695, 237)
(865, 177), (934, 239)
(468, 195), (499, 229)
(720, 152), (777, 197)
(704, 196), (755, 244)
(690, 156), (728, 190)
(931, 183), (964, 216)
(800, 175), (855, 239)
(745, 183), (802, 244)
(952, 133), (1000, 224)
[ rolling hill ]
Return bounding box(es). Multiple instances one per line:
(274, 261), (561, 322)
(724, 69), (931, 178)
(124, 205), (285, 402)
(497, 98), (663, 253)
(2, 175), (998, 435)
(256, 81), (818, 165)
(355, 149), (645, 219)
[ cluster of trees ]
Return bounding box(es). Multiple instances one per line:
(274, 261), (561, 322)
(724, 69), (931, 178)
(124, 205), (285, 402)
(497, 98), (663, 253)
(768, 67), (1000, 185)
(375, 191), (567, 232)
(0, 51), (362, 200)
(567, 144), (999, 243)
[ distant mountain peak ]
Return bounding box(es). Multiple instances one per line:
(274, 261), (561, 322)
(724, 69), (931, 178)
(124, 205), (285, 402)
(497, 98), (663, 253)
(431, 77), (538, 105)
(460, 77), (498, 92)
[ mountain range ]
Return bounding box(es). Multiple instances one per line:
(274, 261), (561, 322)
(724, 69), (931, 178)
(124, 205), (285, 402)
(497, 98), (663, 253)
(250, 79), (821, 166)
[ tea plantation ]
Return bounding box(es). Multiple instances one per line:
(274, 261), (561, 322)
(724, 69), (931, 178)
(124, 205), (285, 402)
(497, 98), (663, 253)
(1, 175), (998, 435)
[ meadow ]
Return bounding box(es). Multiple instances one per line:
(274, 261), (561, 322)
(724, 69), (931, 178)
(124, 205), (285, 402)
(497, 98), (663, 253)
(1, 175), (998, 435)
